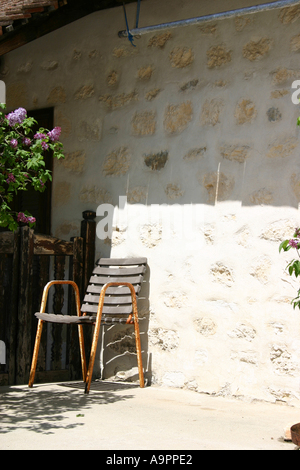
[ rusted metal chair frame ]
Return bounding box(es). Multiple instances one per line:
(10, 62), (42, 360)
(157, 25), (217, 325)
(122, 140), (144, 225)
(28, 277), (145, 394)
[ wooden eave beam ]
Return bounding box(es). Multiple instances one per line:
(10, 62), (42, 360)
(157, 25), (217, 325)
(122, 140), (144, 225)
(0, 0), (136, 56)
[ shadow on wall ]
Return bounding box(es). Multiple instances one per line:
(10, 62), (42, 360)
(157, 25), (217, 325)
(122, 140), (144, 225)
(92, 255), (151, 385)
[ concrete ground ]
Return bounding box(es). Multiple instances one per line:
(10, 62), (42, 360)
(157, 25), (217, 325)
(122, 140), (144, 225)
(0, 380), (300, 451)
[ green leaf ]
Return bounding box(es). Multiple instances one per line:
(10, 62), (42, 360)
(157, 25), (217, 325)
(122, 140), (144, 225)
(279, 240), (291, 252)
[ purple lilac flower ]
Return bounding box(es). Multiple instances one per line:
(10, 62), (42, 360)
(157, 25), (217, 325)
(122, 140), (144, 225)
(22, 137), (31, 146)
(47, 126), (61, 142)
(34, 132), (47, 140)
(6, 108), (27, 126)
(6, 173), (15, 184)
(41, 141), (49, 151)
(288, 239), (299, 248)
(10, 139), (18, 149)
(17, 212), (36, 224)
(295, 228), (300, 238)
(39, 179), (45, 187)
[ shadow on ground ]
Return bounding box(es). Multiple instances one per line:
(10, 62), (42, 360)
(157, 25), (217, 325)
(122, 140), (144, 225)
(0, 381), (138, 435)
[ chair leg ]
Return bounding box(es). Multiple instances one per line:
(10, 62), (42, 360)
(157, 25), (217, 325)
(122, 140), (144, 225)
(28, 319), (44, 388)
(131, 289), (145, 388)
(78, 324), (87, 382)
(84, 287), (106, 394)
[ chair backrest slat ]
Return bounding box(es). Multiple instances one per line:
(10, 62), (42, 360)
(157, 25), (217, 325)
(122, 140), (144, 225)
(81, 258), (147, 319)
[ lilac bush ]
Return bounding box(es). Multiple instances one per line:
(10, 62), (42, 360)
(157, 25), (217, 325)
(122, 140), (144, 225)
(0, 103), (64, 231)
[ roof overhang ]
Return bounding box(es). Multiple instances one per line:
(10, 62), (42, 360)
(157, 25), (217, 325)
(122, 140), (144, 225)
(0, 0), (136, 56)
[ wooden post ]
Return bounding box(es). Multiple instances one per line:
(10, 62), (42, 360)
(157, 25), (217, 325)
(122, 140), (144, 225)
(7, 229), (20, 385)
(68, 236), (84, 380)
(81, 210), (96, 292)
(16, 226), (34, 384)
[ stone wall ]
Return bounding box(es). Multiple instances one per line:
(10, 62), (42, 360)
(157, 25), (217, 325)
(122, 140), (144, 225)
(2, 0), (300, 404)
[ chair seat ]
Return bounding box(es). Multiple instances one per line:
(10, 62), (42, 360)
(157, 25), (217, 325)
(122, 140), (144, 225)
(35, 312), (133, 324)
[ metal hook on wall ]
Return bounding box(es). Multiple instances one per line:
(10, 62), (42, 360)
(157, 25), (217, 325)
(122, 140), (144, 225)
(122, 0), (141, 47)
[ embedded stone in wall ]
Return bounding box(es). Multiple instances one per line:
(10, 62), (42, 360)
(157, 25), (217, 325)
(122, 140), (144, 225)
(41, 60), (58, 71)
(127, 186), (148, 203)
(56, 222), (80, 238)
(250, 256), (272, 284)
(169, 47), (194, 68)
(164, 101), (193, 134)
(149, 328), (179, 351)
(290, 33), (300, 52)
(103, 147), (131, 177)
(18, 61), (33, 73)
(145, 88), (161, 101)
(47, 86), (66, 104)
(210, 262), (234, 287)
(184, 147), (206, 161)
(112, 46), (131, 58)
(138, 65), (154, 81)
(266, 137), (298, 158)
(271, 67), (300, 85)
(194, 317), (217, 336)
(144, 151), (168, 171)
(163, 291), (188, 309)
(75, 85), (95, 100)
(140, 223), (162, 248)
(79, 185), (112, 204)
(148, 32), (172, 49)
(220, 144), (251, 163)
(206, 45), (232, 68)
(53, 182), (71, 207)
(203, 224), (215, 245)
(73, 49), (81, 60)
(201, 99), (224, 126)
(279, 5), (300, 24)
(270, 89), (289, 99)
(89, 50), (100, 59)
(228, 323), (256, 342)
(202, 171), (234, 203)
(199, 23), (217, 35)
(77, 119), (101, 141)
(243, 38), (272, 61)
(249, 188), (274, 205)
(234, 16), (252, 32)
(132, 111), (156, 136)
(235, 99), (257, 125)
(107, 70), (119, 87)
(194, 349), (209, 365)
(230, 350), (258, 366)
(112, 228), (127, 247)
(235, 225), (251, 247)
(99, 91), (138, 110)
(260, 219), (296, 242)
(270, 344), (296, 376)
(180, 79), (199, 92)
(59, 150), (86, 174)
(267, 107), (282, 122)
(165, 183), (184, 200)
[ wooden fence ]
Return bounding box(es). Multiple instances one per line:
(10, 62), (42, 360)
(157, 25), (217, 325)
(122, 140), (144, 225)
(0, 210), (96, 386)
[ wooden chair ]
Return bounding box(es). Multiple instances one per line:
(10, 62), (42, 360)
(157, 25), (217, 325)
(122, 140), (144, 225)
(28, 257), (147, 393)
